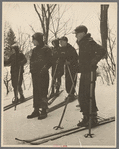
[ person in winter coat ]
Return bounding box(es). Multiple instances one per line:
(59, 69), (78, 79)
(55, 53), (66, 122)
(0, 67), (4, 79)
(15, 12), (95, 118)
(4, 44), (27, 103)
(59, 36), (79, 102)
(73, 25), (106, 127)
(27, 32), (52, 120)
(50, 39), (64, 97)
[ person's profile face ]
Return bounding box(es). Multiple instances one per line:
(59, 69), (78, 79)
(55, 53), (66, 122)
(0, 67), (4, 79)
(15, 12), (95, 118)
(75, 32), (85, 41)
(52, 42), (55, 47)
(32, 38), (39, 46)
(59, 40), (67, 47)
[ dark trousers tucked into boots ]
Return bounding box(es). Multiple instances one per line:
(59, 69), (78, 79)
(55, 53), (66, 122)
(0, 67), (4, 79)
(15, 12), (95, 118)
(27, 108), (40, 119)
(51, 75), (62, 95)
(38, 108), (47, 120)
(27, 72), (49, 119)
(78, 71), (98, 114)
(11, 73), (24, 102)
(77, 70), (98, 127)
(51, 65), (63, 95)
(77, 114), (89, 127)
(32, 72), (49, 109)
(77, 112), (98, 127)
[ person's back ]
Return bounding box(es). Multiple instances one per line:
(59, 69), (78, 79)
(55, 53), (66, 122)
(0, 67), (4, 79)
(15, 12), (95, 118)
(9, 52), (25, 75)
(4, 44), (27, 103)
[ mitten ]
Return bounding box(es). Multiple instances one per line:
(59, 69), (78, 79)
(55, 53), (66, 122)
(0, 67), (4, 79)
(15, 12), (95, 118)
(90, 59), (98, 70)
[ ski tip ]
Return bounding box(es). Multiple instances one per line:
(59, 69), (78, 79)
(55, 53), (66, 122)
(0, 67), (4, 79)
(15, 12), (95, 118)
(15, 138), (22, 141)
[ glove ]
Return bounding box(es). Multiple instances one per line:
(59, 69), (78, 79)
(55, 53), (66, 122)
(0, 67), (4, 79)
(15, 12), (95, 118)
(60, 52), (65, 59)
(65, 61), (70, 65)
(91, 59), (98, 65)
(90, 59), (98, 70)
(56, 59), (59, 64)
(75, 63), (82, 73)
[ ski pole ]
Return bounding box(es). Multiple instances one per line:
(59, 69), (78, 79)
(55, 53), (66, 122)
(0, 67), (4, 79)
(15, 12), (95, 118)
(53, 74), (77, 130)
(14, 66), (21, 111)
(66, 60), (78, 96)
(84, 71), (94, 138)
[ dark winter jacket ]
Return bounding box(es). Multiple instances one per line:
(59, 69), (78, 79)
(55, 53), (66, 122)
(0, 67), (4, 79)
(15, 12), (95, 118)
(77, 33), (106, 73)
(4, 52), (27, 75)
(30, 45), (52, 75)
(60, 43), (79, 71)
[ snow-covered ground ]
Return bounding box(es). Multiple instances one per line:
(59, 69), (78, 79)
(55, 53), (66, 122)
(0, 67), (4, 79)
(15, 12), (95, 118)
(2, 73), (116, 147)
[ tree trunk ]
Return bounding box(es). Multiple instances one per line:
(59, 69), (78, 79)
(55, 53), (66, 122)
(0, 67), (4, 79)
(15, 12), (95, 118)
(100, 4), (109, 57)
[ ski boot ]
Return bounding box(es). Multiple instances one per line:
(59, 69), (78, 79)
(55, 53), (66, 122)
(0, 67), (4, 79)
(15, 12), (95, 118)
(77, 115), (89, 127)
(55, 81), (60, 94)
(38, 109), (47, 120)
(27, 109), (40, 119)
(91, 113), (98, 127)
(55, 89), (60, 96)
(12, 97), (19, 104)
(19, 94), (25, 103)
(49, 92), (55, 99)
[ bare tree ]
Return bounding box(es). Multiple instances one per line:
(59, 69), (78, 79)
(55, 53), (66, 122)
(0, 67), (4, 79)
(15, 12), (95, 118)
(4, 68), (12, 95)
(34, 4), (57, 44)
(99, 4), (116, 85)
(49, 4), (73, 41)
(16, 28), (34, 90)
(4, 24), (16, 94)
(100, 4), (109, 54)
(4, 25), (16, 60)
(33, 4), (73, 44)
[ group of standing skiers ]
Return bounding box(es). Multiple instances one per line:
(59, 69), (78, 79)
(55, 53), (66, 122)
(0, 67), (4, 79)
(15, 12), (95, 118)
(4, 25), (106, 127)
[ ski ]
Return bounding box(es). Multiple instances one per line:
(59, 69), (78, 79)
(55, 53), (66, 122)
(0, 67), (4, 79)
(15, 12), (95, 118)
(4, 91), (65, 112)
(15, 116), (115, 145)
(48, 90), (64, 105)
(4, 95), (33, 111)
(4, 92), (74, 113)
(15, 124), (85, 143)
(47, 94), (78, 113)
(30, 116), (115, 145)
(47, 100), (66, 113)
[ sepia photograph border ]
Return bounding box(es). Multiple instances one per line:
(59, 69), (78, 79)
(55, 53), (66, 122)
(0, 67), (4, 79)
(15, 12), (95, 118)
(0, 0), (118, 148)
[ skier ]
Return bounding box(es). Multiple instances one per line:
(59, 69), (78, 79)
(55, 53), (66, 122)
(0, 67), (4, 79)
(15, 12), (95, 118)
(73, 25), (106, 127)
(50, 38), (64, 98)
(59, 36), (78, 102)
(4, 44), (27, 103)
(27, 32), (52, 120)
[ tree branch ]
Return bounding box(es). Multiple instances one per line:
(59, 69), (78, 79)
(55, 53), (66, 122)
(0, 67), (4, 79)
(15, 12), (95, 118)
(34, 4), (45, 33)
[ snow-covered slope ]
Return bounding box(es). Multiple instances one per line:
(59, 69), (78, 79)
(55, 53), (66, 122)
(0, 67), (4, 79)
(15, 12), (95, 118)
(2, 75), (116, 147)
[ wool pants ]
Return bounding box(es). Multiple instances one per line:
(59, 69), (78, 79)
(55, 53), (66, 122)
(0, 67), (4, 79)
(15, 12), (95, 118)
(32, 72), (49, 109)
(78, 70), (98, 115)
